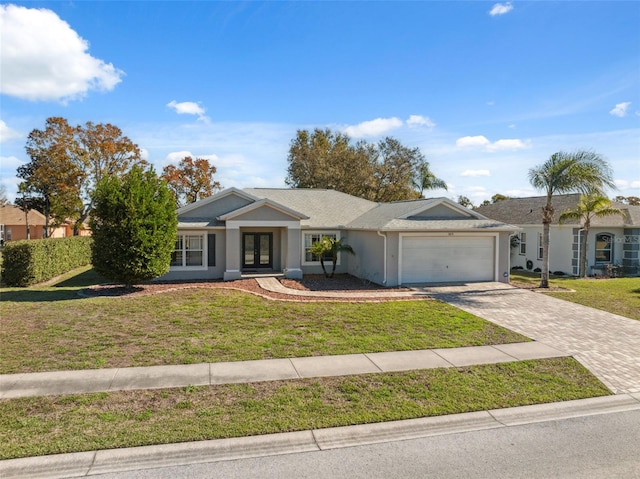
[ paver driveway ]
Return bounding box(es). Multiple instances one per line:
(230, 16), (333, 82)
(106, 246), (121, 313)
(413, 282), (640, 394)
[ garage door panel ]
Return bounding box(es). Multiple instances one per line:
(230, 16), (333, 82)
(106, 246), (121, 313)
(401, 236), (494, 283)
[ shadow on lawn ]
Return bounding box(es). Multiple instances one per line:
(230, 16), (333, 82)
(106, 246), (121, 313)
(0, 269), (109, 303)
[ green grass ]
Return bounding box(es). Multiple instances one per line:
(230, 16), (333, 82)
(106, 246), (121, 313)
(0, 357), (611, 460)
(0, 268), (528, 373)
(510, 271), (640, 320)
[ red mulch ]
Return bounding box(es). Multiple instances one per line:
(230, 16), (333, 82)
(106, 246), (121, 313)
(81, 274), (414, 302)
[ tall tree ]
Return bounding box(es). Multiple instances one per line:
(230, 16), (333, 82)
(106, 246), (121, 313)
(457, 195), (474, 208)
(285, 129), (374, 199)
(286, 129), (440, 202)
(18, 117), (145, 235)
(18, 117), (84, 236)
(162, 156), (221, 206)
(528, 150), (615, 287)
(614, 195), (640, 206)
(559, 194), (622, 278)
(75, 121), (144, 233)
(414, 160), (448, 197)
(90, 166), (177, 287)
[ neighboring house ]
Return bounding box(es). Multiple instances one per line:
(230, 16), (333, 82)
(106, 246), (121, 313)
(0, 205), (48, 242)
(475, 194), (640, 277)
(160, 187), (517, 286)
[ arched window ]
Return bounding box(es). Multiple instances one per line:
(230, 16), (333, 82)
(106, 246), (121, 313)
(595, 233), (613, 263)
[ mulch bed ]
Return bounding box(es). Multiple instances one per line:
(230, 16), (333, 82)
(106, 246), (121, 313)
(509, 281), (572, 293)
(81, 275), (416, 302)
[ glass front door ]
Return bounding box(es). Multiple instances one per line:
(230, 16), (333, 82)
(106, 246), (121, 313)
(242, 233), (273, 269)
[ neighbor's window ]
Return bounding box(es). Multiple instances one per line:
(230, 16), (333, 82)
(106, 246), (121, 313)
(519, 233), (526, 255)
(595, 233), (613, 263)
(304, 232), (337, 264)
(537, 232), (543, 260)
(171, 233), (205, 268)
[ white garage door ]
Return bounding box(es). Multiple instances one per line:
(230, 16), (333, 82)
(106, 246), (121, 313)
(400, 235), (495, 284)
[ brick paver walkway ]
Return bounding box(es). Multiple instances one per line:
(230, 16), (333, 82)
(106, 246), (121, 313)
(415, 282), (640, 394)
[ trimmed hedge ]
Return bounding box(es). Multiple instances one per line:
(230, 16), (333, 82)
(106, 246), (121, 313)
(1, 237), (93, 287)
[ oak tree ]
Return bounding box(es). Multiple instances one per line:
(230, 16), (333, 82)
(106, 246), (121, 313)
(162, 156), (221, 206)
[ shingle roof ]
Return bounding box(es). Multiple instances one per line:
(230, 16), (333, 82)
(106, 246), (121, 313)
(0, 205), (47, 225)
(475, 194), (640, 227)
(245, 189), (515, 231)
(244, 188), (377, 228)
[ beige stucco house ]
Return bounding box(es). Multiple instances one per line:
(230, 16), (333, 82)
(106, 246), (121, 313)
(160, 187), (517, 286)
(475, 194), (640, 277)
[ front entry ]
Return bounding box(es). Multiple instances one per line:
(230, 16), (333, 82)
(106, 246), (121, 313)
(242, 233), (273, 270)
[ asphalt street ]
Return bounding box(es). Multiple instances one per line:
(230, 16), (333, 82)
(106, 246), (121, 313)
(91, 409), (640, 479)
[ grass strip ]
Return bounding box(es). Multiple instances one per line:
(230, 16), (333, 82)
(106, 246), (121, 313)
(0, 288), (528, 374)
(510, 272), (640, 320)
(0, 357), (610, 460)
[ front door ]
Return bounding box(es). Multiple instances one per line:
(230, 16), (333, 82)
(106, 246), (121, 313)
(242, 233), (273, 270)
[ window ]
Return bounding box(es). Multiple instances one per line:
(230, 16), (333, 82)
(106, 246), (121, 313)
(537, 233), (543, 260)
(519, 233), (526, 255)
(303, 232), (337, 264)
(595, 233), (613, 263)
(171, 233), (205, 268)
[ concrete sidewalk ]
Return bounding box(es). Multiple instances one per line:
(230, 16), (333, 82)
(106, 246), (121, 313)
(0, 342), (567, 399)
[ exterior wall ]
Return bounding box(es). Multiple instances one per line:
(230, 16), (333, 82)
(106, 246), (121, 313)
(622, 228), (640, 275)
(158, 230), (226, 281)
(0, 224), (47, 241)
(511, 225), (630, 276)
(232, 207), (299, 222)
(346, 230), (386, 286)
(497, 232), (511, 283)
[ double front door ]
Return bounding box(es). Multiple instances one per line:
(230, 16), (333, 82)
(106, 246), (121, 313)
(242, 233), (273, 270)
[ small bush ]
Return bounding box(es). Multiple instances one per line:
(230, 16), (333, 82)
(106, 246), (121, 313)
(552, 271), (565, 276)
(511, 266), (523, 270)
(533, 267), (541, 273)
(1, 237), (93, 287)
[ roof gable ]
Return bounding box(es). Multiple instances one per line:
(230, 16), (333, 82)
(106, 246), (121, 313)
(218, 199), (309, 221)
(399, 198), (480, 220)
(178, 187), (257, 220)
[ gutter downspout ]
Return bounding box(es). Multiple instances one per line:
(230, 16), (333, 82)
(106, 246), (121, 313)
(377, 230), (387, 285)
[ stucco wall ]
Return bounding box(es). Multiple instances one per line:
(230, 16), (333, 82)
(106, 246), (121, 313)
(158, 231), (226, 281)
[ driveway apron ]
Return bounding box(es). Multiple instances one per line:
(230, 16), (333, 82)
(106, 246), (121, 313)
(413, 282), (640, 394)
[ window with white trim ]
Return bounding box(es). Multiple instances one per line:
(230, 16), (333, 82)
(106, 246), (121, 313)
(303, 232), (338, 264)
(171, 233), (205, 268)
(595, 233), (613, 263)
(519, 233), (526, 255)
(537, 232), (543, 260)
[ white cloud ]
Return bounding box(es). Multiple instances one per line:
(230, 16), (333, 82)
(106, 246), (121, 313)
(615, 179), (640, 190)
(0, 121), (21, 143)
(344, 117), (403, 138)
(456, 135), (491, 148)
(0, 4), (123, 102)
(489, 2), (513, 16)
(406, 115), (436, 128)
(486, 138), (531, 151)
(609, 102), (631, 118)
(0, 155), (24, 172)
(461, 169), (491, 177)
(167, 101), (205, 116)
(456, 135), (531, 151)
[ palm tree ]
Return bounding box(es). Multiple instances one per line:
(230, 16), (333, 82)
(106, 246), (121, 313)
(309, 237), (355, 278)
(528, 150), (615, 288)
(414, 161), (447, 198)
(559, 194), (622, 278)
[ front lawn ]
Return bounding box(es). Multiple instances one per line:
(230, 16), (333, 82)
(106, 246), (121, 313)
(510, 271), (640, 320)
(0, 268), (528, 374)
(0, 358), (610, 460)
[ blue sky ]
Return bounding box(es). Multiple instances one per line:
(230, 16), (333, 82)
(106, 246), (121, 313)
(1, 1), (639, 204)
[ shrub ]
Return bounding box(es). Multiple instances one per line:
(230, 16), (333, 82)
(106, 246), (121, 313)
(552, 271), (565, 276)
(1, 236), (93, 287)
(533, 267), (542, 273)
(90, 166), (177, 286)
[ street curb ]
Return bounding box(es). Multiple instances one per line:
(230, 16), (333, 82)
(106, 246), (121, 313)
(2, 394), (639, 479)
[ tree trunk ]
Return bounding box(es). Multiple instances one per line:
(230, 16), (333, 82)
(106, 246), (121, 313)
(579, 228), (589, 278)
(540, 197), (554, 288)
